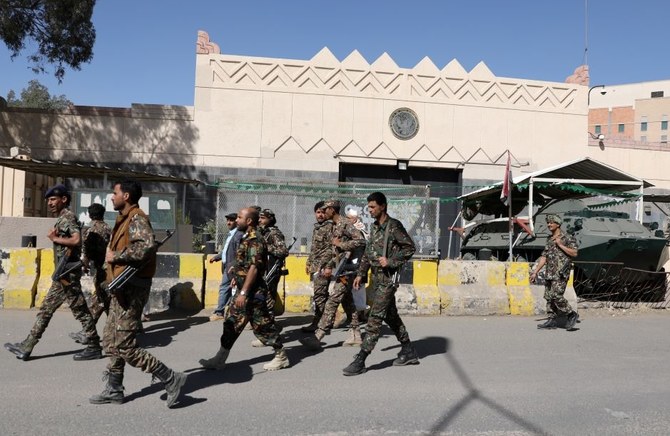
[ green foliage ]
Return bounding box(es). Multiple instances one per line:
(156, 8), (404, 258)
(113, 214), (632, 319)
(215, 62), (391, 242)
(193, 218), (218, 253)
(6, 79), (72, 109)
(0, 0), (97, 82)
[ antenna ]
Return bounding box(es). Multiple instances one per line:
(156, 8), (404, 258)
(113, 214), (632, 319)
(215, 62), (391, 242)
(583, 0), (589, 66)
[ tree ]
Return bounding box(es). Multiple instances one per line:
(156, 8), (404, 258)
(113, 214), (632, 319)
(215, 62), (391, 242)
(6, 79), (72, 109)
(0, 0), (96, 82)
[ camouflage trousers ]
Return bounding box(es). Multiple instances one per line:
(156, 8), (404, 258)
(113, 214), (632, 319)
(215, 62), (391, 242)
(361, 270), (410, 355)
(317, 276), (359, 332)
(544, 279), (573, 316)
(221, 291), (282, 350)
(29, 277), (100, 344)
(88, 266), (110, 322)
(103, 282), (163, 376)
(311, 274), (330, 321)
(266, 276), (281, 317)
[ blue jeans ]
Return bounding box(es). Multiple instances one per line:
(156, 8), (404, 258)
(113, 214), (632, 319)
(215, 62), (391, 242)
(214, 272), (233, 314)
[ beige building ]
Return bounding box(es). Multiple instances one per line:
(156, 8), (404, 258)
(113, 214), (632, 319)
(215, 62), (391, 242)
(4, 31), (670, 252)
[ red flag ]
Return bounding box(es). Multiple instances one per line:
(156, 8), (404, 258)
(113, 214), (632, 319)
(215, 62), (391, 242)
(500, 152), (512, 206)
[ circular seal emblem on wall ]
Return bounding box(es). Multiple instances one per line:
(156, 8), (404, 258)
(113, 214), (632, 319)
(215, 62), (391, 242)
(389, 108), (419, 140)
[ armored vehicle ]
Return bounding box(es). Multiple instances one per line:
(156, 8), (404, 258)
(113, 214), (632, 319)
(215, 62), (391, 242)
(459, 198), (668, 297)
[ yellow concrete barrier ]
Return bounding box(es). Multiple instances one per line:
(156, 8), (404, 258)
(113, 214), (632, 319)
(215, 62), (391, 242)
(4, 248), (40, 309)
(412, 259), (440, 315)
(507, 262), (538, 316)
(438, 261), (510, 315)
(34, 248), (55, 307)
(283, 256), (312, 313)
(176, 253), (206, 310)
(204, 254), (223, 309)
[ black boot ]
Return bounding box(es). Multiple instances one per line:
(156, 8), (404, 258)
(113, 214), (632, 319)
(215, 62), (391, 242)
(153, 363), (187, 408)
(393, 342), (419, 366)
(565, 311), (580, 330)
(73, 343), (103, 361)
(89, 372), (124, 405)
(69, 330), (90, 345)
(537, 317), (558, 329)
(4, 335), (38, 361)
(343, 350), (368, 376)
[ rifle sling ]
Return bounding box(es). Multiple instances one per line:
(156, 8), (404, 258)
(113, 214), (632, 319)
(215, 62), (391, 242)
(382, 219), (391, 260)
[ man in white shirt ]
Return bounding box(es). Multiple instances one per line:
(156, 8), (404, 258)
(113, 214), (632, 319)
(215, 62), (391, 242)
(208, 213), (243, 321)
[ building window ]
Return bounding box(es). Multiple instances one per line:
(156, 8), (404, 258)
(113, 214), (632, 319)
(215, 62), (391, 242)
(662, 120), (668, 131)
(641, 136), (647, 143)
(641, 122), (648, 132)
(595, 125), (601, 134)
(662, 135), (668, 144)
(618, 123), (625, 133)
(651, 91), (664, 98)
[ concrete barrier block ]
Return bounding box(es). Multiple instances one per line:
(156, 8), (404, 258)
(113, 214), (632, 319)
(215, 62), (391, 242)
(507, 263), (544, 315)
(395, 285), (418, 315)
(204, 254), (223, 309)
(411, 260), (439, 315)
(4, 248), (40, 309)
(35, 248), (55, 307)
(0, 249), (10, 307)
(508, 264), (578, 315)
(173, 253), (205, 311)
(438, 261), (510, 316)
(284, 256), (311, 313)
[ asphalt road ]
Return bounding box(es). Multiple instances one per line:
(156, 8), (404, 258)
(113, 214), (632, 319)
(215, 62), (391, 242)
(2, 308), (670, 436)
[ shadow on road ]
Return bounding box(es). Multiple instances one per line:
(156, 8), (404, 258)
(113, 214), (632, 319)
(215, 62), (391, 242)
(369, 336), (449, 372)
(138, 314), (209, 349)
(428, 340), (548, 436)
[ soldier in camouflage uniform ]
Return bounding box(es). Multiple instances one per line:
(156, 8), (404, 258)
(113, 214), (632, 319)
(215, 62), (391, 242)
(199, 207), (289, 371)
(69, 203), (112, 345)
(531, 214), (580, 330)
(258, 209), (289, 321)
(344, 192), (418, 376)
(301, 201), (334, 332)
(4, 184), (103, 362)
(300, 199), (366, 350)
(89, 180), (186, 408)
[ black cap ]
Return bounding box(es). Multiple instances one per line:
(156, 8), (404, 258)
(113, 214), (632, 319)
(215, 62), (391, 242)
(44, 184), (69, 199)
(225, 213), (237, 220)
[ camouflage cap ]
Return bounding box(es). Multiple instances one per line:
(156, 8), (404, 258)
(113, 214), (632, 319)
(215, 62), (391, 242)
(260, 208), (275, 219)
(546, 214), (562, 225)
(323, 199), (340, 209)
(44, 183), (69, 199)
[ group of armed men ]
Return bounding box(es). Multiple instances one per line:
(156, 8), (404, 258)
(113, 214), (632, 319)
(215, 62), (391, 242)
(4, 182), (421, 408)
(4, 179), (581, 408)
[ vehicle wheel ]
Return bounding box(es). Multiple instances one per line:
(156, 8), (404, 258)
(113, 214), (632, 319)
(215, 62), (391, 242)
(462, 252), (477, 261)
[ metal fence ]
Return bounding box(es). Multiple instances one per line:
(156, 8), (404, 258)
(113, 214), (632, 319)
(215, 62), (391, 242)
(214, 180), (440, 257)
(573, 261), (670, 309)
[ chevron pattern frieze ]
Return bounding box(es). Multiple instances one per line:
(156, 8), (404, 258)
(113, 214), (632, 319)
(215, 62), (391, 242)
(204, 48), (578, 109)
(272, 134), (520, 167)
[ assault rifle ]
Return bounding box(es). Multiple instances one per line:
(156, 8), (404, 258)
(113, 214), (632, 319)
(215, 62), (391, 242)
(328, 245), (365, 283)
(263, 236), (297, 283)
(52, 249), (83, 284)
(105, 230), (174, 295)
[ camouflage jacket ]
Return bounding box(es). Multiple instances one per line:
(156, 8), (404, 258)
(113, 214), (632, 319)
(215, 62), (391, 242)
(307, 220), (334, 273)
(358, 216), (415, 276)
(53, 208), (82, 266)
(232, 227), (267, 295)
(82, 219), (111, 268)
(260, 225), (289, 271)
(327, 217), (366, 270)
(107, 206), (156, 281)
(541, 232), (578, 281)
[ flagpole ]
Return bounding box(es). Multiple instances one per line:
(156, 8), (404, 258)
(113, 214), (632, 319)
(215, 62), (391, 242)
(508, 183), (513, 261)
